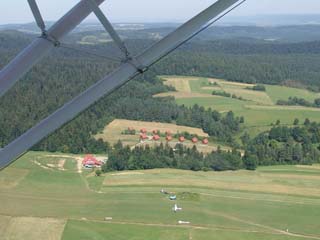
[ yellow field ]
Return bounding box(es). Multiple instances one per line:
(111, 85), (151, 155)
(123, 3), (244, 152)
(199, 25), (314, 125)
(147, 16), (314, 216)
(1, 215), (66, 240)
(160, 76), (274, 105)
(161, 76), (192, 92)
(222, 87), (273, 105)
(95, 119), (208, 144)
(207, 78), (254, 88)
(154, 92), (216, 99)
(93, 119), (233, 153)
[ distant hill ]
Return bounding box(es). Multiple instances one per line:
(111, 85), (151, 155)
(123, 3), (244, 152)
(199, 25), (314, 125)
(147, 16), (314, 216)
(2, 22), (320, 43)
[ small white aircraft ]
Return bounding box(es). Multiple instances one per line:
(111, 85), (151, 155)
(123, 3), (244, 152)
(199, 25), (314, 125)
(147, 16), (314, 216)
(172, 204), (182, 212)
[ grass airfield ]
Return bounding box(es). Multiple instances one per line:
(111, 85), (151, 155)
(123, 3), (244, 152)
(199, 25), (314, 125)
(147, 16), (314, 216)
(1, 152), (320, 239)
(156, 76), (320, 137)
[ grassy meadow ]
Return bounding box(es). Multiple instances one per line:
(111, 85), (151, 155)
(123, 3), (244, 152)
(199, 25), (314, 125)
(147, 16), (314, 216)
(157, 76), (320, 137)
(1, 152), (320, 239)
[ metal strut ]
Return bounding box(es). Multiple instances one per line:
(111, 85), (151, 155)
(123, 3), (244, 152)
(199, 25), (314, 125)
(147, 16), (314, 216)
(0, 0), (245, 169)
(87, 0), (147, 72)
(27, 0), (61, 47)
(0, 0), (106, 98)
(27, 0), (46, 33)
(87, 0), (128, 57)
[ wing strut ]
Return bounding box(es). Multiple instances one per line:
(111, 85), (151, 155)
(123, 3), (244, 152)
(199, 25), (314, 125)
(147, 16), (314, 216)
(0, 0), (246, 169)
(27, 0), (46, 34)
(88, 0), (129, 58)
(87, 0), (146, 72)
(0, 0), (105, 98)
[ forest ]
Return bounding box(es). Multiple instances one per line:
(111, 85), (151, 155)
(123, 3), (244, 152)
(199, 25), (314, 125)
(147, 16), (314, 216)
(242, 121), (320, 166)
(103, 140), (249, 172)
(1, 30), (320, 169)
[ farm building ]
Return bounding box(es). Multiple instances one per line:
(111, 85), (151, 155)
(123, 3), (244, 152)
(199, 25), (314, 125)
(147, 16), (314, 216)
(82, 154), (102, 168)
(153, 135), (160, 141)
(191, 137), (198, 143)
(140, 128), (147, 134)
(179, 136), (185, 143)
(140, 133), (148, 140)
(202, 138), (209, 145)
(166, 135), (173, 141)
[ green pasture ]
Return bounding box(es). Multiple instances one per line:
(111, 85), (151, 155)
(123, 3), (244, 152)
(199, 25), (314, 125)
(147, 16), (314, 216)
(1, 152), (320, 239)
(177, 97), (320, 127)
(162, 75), (320, 136)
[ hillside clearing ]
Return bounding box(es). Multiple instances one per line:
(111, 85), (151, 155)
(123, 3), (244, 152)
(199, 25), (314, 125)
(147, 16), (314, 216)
(158, 76), (320, 136)
(93, 119), (233, 153)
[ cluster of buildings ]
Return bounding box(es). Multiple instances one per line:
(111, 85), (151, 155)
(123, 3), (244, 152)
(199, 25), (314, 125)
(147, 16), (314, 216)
(136, 128), (209, 145)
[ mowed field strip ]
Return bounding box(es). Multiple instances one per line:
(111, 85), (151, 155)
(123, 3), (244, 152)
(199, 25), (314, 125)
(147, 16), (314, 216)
(102, 168), (320, 197)
(1, 215), (66, 240)
(2, 152), (320, 239)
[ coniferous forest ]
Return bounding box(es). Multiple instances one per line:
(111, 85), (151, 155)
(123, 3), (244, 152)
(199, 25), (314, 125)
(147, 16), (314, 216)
(1, 29), (320, 171)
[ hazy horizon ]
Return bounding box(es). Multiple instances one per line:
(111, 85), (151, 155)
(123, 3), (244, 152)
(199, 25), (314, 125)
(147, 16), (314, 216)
(0, 0), (320, 25)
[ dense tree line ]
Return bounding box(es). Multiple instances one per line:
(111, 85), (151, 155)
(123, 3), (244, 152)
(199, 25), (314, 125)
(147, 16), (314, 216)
(277, 97), (320, 108)
(102, 141), (249, 172)
(250, 84), (266, 92)
(242, 122), (320, 166)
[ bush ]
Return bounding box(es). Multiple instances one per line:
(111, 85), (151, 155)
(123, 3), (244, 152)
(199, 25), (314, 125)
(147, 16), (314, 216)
(95, 169), (102, 176)
(252, 84), (266, 91)
(243, 154), (258, 171)
(212, 90), (231, 98)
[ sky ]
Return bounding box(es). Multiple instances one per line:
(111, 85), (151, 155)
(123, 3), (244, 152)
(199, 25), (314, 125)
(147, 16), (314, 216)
(0, 0), (320, 24)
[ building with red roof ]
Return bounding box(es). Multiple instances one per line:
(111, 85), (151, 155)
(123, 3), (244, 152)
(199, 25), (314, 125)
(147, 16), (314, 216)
(166, 135), (173, 141)
(202, 138), (209, 145)
(82, 154), (102, 168)
(153, 135), (160, 141)
(191, 137), (198, 143)
(140, 128), (147, 134)
(179, 136), (185, 143)
(140, 133), (148, 140)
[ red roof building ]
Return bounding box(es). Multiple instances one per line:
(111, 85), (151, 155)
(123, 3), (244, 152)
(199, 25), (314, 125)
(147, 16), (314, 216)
(166, 135), (173, 141)
(165, 130), (172, 136)
(152, 129), (159, 135)
(140, 128), (147, 134)
(179, 136), (185, 143)
(140, 133), (148, 140)
(202, 138), (209, 145)
(82, 154), (102, 166)
(191, 137), (198, 143)
(153, 135), (160, 141)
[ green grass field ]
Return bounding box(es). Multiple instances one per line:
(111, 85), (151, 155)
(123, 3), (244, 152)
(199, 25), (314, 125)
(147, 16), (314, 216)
(159, 76), (320, 137)
(1, 152), (320, 239)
